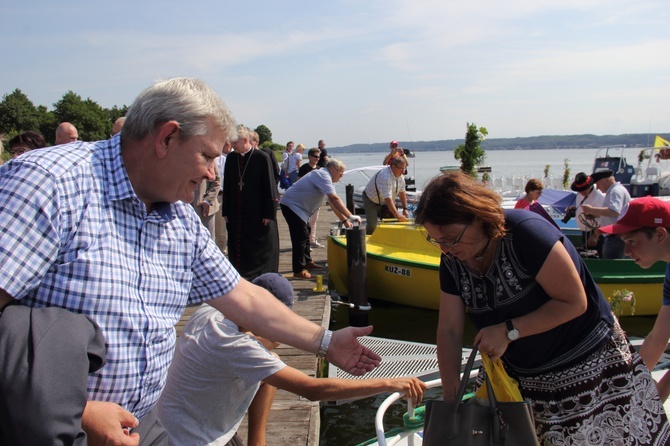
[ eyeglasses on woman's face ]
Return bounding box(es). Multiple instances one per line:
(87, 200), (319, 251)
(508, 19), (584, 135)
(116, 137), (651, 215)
(425, 223), (469, 248)
(9, 146), (29, 157)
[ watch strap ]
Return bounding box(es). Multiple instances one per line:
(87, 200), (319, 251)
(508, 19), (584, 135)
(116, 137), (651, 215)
(318, 329), (332, 358)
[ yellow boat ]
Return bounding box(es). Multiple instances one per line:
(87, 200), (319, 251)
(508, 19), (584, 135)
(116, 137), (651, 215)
(327, 222), (665, 315)
(328, 222), (442, 310)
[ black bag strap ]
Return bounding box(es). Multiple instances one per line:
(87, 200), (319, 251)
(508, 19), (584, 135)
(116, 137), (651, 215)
(451, 345), (507, 444)
(373, 171), (383, 206)
(455, 346), (480, 402)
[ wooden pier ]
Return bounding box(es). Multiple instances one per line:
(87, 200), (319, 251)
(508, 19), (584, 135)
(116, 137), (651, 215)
(175, 206), (337, 445)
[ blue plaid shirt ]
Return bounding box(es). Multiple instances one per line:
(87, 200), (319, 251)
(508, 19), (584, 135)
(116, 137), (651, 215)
(0, 135), (240, 419)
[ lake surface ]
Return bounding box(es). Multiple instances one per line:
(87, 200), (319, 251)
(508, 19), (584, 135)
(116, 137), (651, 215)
(331, 147), (606, 194)
(319, 147), (654, 445)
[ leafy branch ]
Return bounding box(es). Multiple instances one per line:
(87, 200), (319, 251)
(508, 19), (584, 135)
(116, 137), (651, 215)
(562, 158), (571, 190)
(607, 289), (635, 317)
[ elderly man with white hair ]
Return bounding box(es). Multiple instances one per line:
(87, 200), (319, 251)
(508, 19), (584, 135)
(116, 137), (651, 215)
(280, 158), (362, 279)
(0, 78), (381, 445)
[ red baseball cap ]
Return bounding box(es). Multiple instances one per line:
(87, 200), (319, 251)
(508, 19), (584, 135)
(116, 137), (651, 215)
(599, 196), (670, 235)
(390, 140), (399, 148)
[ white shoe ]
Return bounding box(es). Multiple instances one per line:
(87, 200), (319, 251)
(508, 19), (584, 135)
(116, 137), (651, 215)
(310, 241), (324, 248)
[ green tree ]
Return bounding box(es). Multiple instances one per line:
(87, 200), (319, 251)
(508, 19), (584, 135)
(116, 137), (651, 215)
(1, 134), (10, 163)
(0, 89), (43, 136)
(107, 105), (129, 125)
(453, 122), (488, 177)
(254, 124), (272, 145)
(53, 91), (111, 141)
(260, 141), (285, 161)
(562, 158), (571, 190)
(37, 105), (57, 144)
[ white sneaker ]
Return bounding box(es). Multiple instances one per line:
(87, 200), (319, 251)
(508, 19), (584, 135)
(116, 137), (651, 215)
(310, 241), (324, 248)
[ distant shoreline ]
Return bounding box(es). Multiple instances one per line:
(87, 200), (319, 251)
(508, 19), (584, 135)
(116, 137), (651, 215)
(330, 132), (668, 153)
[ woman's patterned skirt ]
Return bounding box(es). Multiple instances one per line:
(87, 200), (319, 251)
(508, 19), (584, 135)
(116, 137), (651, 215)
(514, 321), (670, 445)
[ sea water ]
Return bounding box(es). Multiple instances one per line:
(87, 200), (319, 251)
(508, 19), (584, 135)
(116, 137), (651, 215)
(332, 147), (601, 193)
(320, 147), (656, 445)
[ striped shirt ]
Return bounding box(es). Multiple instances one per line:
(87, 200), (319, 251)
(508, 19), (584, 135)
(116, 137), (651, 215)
(0, 135), (240, 419)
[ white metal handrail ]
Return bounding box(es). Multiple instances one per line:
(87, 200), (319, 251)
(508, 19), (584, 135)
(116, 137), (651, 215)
(374, 370), (479, 446)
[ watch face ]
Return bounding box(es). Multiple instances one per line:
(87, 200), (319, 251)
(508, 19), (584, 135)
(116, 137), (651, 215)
(508, 329), (520, 341)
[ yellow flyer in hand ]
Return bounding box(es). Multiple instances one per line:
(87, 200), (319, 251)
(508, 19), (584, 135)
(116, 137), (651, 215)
(474, 353), (523, 402)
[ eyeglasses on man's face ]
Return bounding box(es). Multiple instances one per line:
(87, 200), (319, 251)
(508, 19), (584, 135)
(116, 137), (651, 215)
(425, 223), (470, 248)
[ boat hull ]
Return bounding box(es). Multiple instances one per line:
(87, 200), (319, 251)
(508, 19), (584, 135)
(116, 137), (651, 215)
(583, 258), (664, 316)
(327, 222), (664, 315)
(328, 223), (441, 310)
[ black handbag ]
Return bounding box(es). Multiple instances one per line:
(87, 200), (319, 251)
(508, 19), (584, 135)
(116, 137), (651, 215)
(423, 346), (540, 446)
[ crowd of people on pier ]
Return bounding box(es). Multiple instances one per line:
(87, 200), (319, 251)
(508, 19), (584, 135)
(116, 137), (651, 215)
(0, 78), (424, 446)
(2, 77), (670, 446)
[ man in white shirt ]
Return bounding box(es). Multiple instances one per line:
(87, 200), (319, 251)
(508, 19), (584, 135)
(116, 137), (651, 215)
(567, 172), (605, 250)
(362, 157), (409, 234)
(581, 169), (631, 259)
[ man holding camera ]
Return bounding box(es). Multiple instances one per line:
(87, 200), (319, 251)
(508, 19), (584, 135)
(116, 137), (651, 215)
(383, 140), (409, 169)
(564, 172), (605, 250)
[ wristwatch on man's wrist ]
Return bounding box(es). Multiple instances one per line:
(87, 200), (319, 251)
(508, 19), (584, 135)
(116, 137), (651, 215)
(505, 319), (520, 341)
(318, 329), (333, 357)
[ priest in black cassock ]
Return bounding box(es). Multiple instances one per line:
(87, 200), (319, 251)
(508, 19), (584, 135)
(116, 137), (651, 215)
(222, 125), (280, 279)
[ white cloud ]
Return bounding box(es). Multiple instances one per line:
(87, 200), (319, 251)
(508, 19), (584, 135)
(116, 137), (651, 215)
(1, 0), (669, 145)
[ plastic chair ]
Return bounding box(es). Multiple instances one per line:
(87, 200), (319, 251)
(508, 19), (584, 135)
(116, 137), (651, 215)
(647, 167), (660, 183)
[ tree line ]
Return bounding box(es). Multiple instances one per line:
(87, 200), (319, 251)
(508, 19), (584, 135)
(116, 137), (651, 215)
(0, 88), (284, 160)
(0, 89), (127, 146)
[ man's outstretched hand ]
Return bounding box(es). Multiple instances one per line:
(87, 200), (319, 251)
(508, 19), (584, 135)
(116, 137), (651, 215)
(326, 325), (382, 375)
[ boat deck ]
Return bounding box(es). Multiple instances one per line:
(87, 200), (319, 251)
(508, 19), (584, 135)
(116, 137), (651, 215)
(328, 338), (479, 383)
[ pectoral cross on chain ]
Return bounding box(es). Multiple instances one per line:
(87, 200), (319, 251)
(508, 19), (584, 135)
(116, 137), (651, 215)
(237, 149), (253, 191)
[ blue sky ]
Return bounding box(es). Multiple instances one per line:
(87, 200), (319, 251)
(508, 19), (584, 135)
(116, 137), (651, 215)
(2, 0), (669, 147)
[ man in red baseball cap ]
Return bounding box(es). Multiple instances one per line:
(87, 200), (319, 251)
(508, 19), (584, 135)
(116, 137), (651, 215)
(383, 140), (409, 168)
(600, 195), (670, 402)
